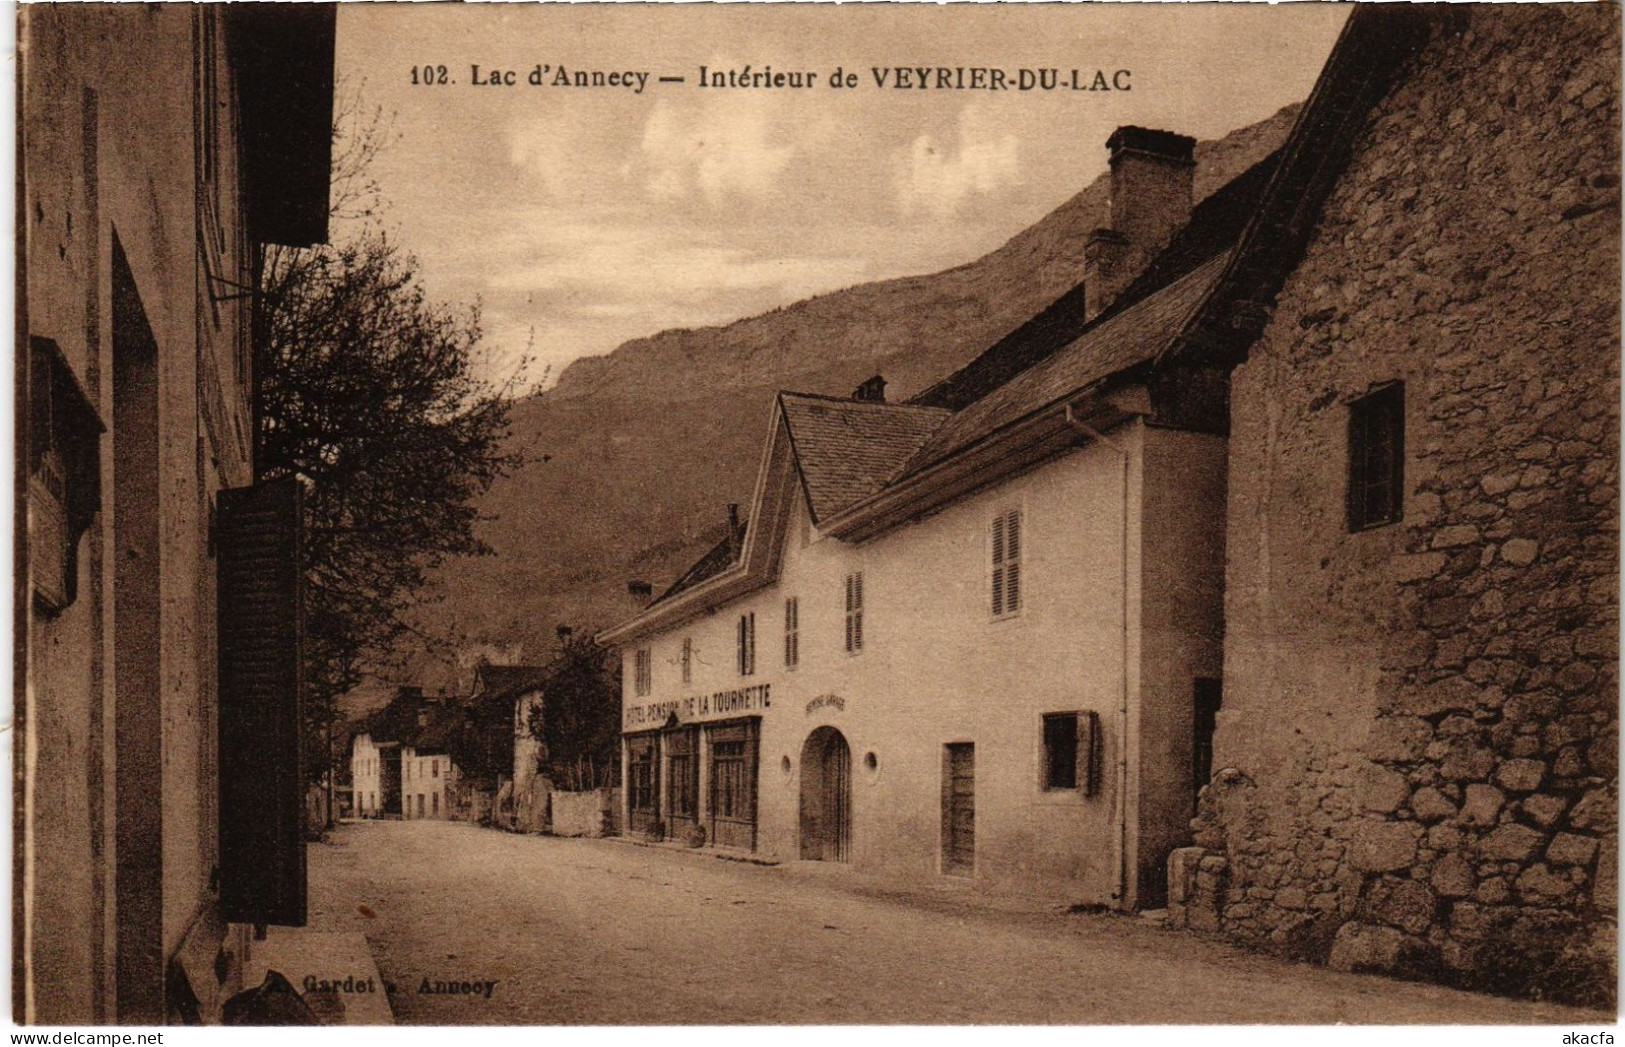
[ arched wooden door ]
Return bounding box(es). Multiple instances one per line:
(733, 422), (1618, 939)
(799, 727), (851, 862)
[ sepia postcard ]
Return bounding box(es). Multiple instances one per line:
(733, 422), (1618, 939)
(13, 0), (1621, 1033)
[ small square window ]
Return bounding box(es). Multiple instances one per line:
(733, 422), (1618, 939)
(1043, 711), (1101, 796)
(1042, 713), (1078, 790)
(1348, 383), (1405, 532)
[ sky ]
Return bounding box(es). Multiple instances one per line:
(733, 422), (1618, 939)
(337, 3), (1351, 389)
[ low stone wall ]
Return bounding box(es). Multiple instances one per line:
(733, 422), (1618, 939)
(514, 776), (552, 834)
(551, 787), (617, 838)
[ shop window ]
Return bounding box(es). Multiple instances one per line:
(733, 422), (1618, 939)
(1348, 382), (1405, 531)
(634, 646), (652, 697)
(737, 612), (756, 676)
(784, 597), (799, 668)
(629, 737), (659, 814)
(668, 729), (699, 820)
(681, 637), (693, 685)
(707, 720), (759, 850)
(844, 572), (864, 654)
(992, 509), (1022, 618)
(1043, 711), (1102, 796)
(712, 742), (750, 819)
(28, 336), (104, 615)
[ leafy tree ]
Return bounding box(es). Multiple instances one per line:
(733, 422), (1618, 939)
(255, 98), (527, 783)
(527, 634), (622, 792)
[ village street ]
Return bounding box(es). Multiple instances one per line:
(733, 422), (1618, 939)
(303, 820), (1598, 1025)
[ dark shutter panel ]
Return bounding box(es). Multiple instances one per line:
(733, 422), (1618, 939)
(217, 476), (306, 927)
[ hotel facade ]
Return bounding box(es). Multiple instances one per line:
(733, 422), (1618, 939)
(601, 118), (1246, 904)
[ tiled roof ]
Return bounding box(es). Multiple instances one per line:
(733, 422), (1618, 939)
(913, 151), (1281, 413)
(474, 664), (552, 702)
(900, 253), (1230, 476)
(779, 393), (951, 522)
(651, 517), (747, 605)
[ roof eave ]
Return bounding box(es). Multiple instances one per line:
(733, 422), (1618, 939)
(822, 388), (1148, 543)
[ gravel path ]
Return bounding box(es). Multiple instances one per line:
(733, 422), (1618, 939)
(305, 819), (1598, 1025)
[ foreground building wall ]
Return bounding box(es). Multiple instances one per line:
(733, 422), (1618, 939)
(20, 5), (332, 1021)
(1182, 5), (1619, 1001)
(21, 7), (251, 1022)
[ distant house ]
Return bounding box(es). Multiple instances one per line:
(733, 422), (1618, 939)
(466, 663), (553, 826)
(402, 719), (459, 821)
(348, 686), (456, 819)
(350, 731), (400, 818)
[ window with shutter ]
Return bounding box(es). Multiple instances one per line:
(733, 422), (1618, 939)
(784, 597), (799, 668)
(844, 572), (864, 653)
(216, 475), (306, 927)
(27, 336), (104, 615)
(633, 647), (652, 697)
(737, 613), (756, 676)
(992, 508), (1022, 619)
(1041, 710), (1102, 796)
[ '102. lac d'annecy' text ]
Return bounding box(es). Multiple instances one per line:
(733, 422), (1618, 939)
(412, 64), (1133, 94)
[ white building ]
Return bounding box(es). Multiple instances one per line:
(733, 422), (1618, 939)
(400, 745), (456, 820)
(602, 127), (1258, 906)
(350, 732), (396, 817)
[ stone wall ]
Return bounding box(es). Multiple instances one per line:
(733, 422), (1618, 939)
(1174, 6), (1619, 1006)
(551, 787), (619, 838)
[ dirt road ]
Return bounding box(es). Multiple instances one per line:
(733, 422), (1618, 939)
(304, 819), (1597, 1024)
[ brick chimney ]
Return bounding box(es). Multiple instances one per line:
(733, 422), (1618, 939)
(1084, 126), (1196, 321)
(852, 375), (887, 402)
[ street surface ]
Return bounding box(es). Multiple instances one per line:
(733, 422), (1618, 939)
(305, 819), (1597, 1024)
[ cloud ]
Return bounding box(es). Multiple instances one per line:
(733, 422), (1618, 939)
(639, 94), (796, 206)
(893, 103), (1023, 220)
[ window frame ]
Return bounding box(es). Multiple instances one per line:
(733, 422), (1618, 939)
(1347, 381), (1406, 532)
(1041, 712), (1079, 791)
(681, 636), (693, 685)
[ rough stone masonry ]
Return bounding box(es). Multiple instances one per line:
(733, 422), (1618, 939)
(1168, 5), (1619, 1006)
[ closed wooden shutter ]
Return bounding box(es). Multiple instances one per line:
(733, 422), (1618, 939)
(992, 509), (1021, 617)
(216, 476), (306, 927)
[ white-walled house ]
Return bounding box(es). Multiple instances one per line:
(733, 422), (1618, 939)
(601, 126), (1263, 907)
(400, 746), (456, 820)
(350, 732), (388, 816)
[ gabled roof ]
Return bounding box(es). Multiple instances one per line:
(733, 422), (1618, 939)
(779, 393), (950, 523)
